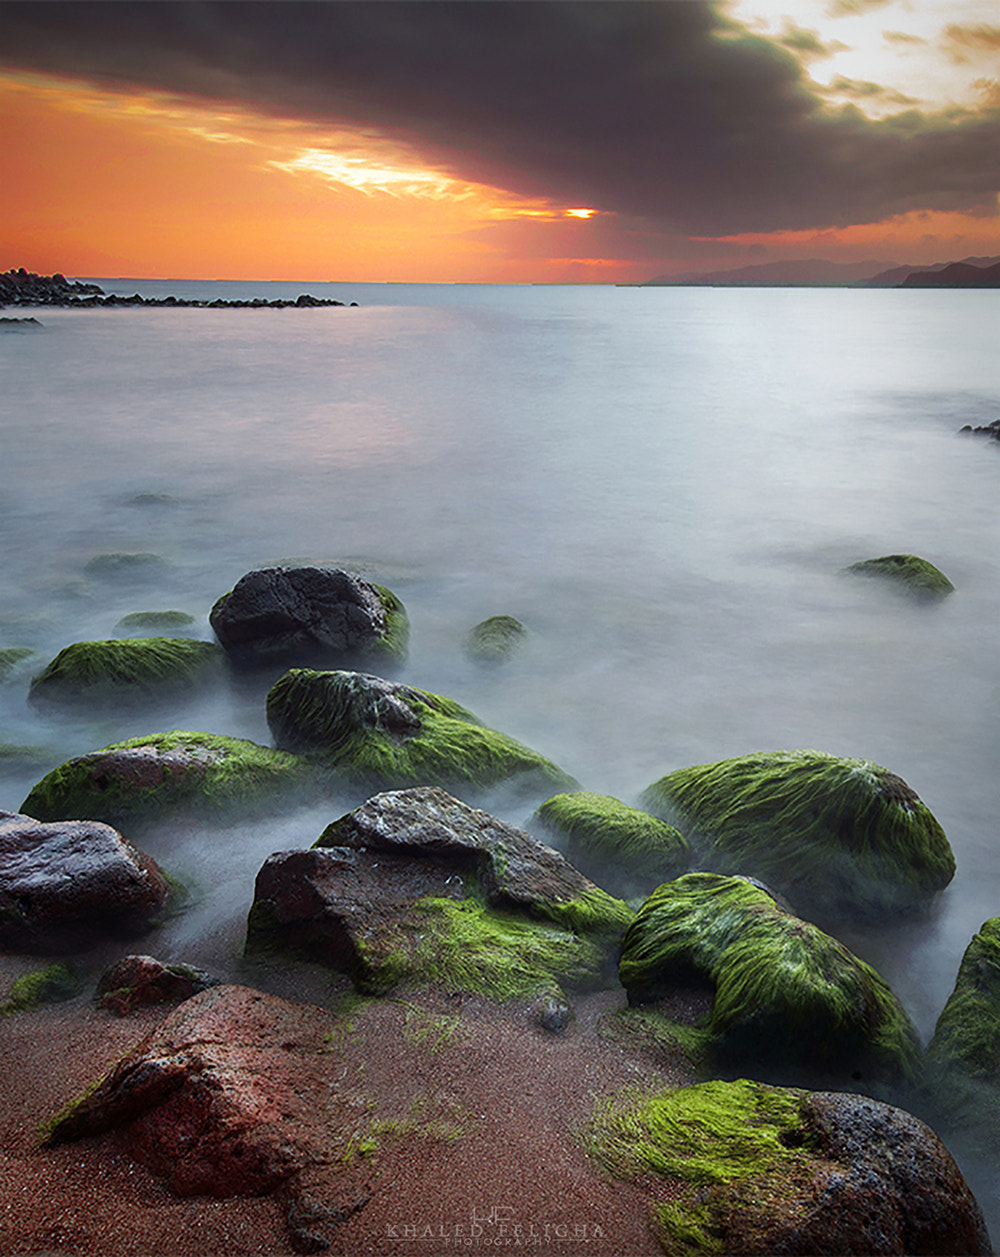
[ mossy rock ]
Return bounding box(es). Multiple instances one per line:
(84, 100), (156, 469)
(844, 553), (955, 601)
(619, 873), (921, 1085)
(465, 615), (527, 664)
(29, 638), (223, 708)
(0, 646), (35, 681)
(267, 669), (577, 801)
(0, 962), (78, 1014)
(114, 610), (199, 637)
(586, 1079), (990, 1256)
(533, 791), (691, 898)
(21, 730), (324, 831)
(923, 918), (1000, 1152)
(640, 749), (955, 921)
(84, 552), (170, 579)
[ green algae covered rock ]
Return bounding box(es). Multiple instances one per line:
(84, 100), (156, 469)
(465, 614), (527, 664)
(533, 791), (691, 899)
(21, 730), (323, 831)
(641, 749), (954, 921)
(29, 637), (223, 707)
(249, 786), (632, 998)
(114, 610), (199, 637)
(587, 1079), (991, 1256)
(923, 918), (1000, 1154)
(845, 553), (955, 601)
(619, 873), (920, 1085)
(1, 962), (78, 1014)
(266, 668), (577, 802)
(0, 646), (35, 681)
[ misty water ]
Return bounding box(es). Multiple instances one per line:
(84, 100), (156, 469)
(4, 280), (1000, 1221)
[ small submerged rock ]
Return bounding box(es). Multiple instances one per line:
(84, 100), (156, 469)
(29, 637), (222, 708)
(84, 551), (171, 580)
(1, 962), (78, 1014)
(210, 566), (408, 670)
(844, 552), (955, 600)
(464, 614), (527, 664)
(266, 668), (578, 802)
(96, 954), (220, 1015)
(114, 611), (200, 637)
(0, 811), (172, 952)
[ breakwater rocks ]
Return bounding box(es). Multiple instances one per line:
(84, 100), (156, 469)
(0, 267), (353, 309)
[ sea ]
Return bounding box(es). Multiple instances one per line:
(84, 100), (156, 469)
(3, 278), (1000, 1221)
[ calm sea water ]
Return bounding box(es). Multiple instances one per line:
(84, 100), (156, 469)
(4, 279), (1000, 1209)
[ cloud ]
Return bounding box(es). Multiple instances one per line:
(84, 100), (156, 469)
(825, 0), (894, 16)
(0, 0), (997, 238)
(777, 22), (847, 61)
(822, 76), (920, 107)
(943, 23), (1000, 62)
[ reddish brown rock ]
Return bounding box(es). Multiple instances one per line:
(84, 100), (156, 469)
(96, 954), (220, 1016)
(0, 811), (171, 952)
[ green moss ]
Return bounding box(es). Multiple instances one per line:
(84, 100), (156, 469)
(641, 750), (954, 921)
(534, 792), (691, 897)
(927, 918), (1000, 1082)
(372, 584), (410, 664)
(114, 610), (199, 636)
(620, 873), (920, 1084)
(600, 1006), (712, 1070)
(29, 637), (222, 706)
(84, 551), (168, 578)
(267, 669), (577, 799)
(531, 883), (634, 948)
(21, 729), (323, 829)
(653, 1198), (722, 1256)
(0, 646), (34, 681)
(465, 615), (526, 664)
(845, 553), (955, 600)
(1, 963), (78, 1015)
(357, 896), (608, 1000)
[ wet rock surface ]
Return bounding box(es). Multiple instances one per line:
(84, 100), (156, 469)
(96, 954), (221, 1015)
(0, 811), (171, 952)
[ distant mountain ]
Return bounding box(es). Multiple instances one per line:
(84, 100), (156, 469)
(900, 259), (1000, 288)
(863, 256), (1000, 287)
(641, 258), (893, 287)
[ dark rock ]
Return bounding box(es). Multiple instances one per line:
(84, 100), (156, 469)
(96, 954), (221, 1015)
(0, 811), (171, 952)
(210, 567), (408, 670)
(531, 993), (573, 1034)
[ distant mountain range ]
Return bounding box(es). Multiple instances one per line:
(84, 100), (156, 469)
(640, 255), (1000, 288)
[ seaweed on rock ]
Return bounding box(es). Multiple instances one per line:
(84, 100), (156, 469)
(29, 638), (222, 707)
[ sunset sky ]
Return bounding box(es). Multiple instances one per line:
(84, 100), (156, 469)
(1, 0), (999, 283)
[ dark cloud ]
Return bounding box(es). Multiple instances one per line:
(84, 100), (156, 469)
(0, 0), (997, 237)
(823, 75), (919, 107)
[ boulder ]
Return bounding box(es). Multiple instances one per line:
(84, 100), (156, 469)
(1, 962), (78, 1013)
(465, 615), (526, 663)
(619, 873), (920, 1085)
(21, 730), (322, 831)
(84, 551), (170, 580)
(588, 1078), (990, 1256)
(0, 646), (34, 681)
(0, 811), (171, 952)
(266, 668), (577, 801)
(247, 786), (633, 997)
(96, 954), (220, 1016)
(640, 749), (955, 921)
(209, 566), (408, 669)
(532, 791), (691, 899)
(29, 638), (222, 708)
(114, 611), (199, 637)
(844, 553), (955, 600)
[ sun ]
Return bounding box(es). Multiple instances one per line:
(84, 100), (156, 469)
(565, 208), (597, 219)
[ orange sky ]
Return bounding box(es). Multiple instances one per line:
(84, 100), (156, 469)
(2, 50), (998, 284)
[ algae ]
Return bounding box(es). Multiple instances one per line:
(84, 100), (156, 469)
(845, 553), (955, 600)
(533, 791), (691, 898)
(114, 610), (199, 636)
(267, 668), (577, 799)
(1, 962), (78, 1015)
(465, 615), (526, 664)
(640, 749), (954, 920)
(29, 637), (222, 707)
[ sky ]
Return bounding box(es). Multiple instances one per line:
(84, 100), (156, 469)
(1, 0), (999, 284)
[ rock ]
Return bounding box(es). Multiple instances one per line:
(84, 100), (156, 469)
(844, 553), (955, 600)
(619, 872), (920, 1085)
(84, 551), (170, 580)
(96, 954), (221, 1015)
(114, 611), (199, 637)
(0, 646), (34, 681)
(28, 638), (222, 708)
(209, 566), (408, 670)
(42, 986), (373, 1249)
(587, 1078), (991, 1256)
(532, 791), (691, 898)
(266, 669), (578, 802)
(1, 962), (78, 1013)
(464, 615), (526, 663)
(640, 749), (955, 921)
(0, 811), (171, 952)
(247, 786), (632, 997)
(531, 993), (573, 1034)
(21, 730), (322, 831)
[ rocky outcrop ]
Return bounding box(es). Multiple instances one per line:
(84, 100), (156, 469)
(464, 615), (527, 663)
(0, 268), (350, 309)
(640, 749), (955, 922)
(619, 873), (921, 1085)
(588, 1078), (991, 1255)
(21, 731), (322, 831)
(532, 791), (691, 899)
(28, 638), (222, 708)
(96, 954), (220, 1015)
(266, 668), (577, 801)
(210, 566), (408, 670)
(844, 553), (955, 600)
(0, 811), (171, 952)
(247, 786), (633, 997)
